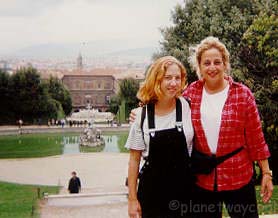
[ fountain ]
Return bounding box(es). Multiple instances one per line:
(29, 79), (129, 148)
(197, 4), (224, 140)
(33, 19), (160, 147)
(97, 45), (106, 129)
(74, 103), (105, 148)
(79, 126), (105, 147)
(66, 103), (114, 124)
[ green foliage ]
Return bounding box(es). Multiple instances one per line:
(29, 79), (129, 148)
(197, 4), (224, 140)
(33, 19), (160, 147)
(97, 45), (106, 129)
(240, 14), (278, 74)
(118, 78), (140, 101)
(108, 95), (120, 114)
(45, 98), (64, 120)
(157, 0), (278, 83)
(8, 67), (45, 122)
(119, 78), (139, 117)
(0, 67), (72, 124)
(44, 77), (72, 116)
(109, 78), (139, 121)
(0, 71), (12, 123)
(116, 131), (129, 153)
(0, 181), (59, 218)
(238, 14), (278, 182)
(239, 14), (278, 137)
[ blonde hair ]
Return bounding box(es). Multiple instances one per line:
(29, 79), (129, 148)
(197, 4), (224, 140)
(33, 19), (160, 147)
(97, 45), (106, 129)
(137, 56), (187, 104)
(188, 36), (231, 78)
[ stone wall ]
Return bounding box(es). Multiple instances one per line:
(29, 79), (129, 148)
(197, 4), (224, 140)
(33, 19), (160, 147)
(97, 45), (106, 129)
(62, 75), (116, 111)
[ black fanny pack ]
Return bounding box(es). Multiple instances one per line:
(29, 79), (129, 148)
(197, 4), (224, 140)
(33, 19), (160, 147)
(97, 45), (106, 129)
(191, 146), (244, 175)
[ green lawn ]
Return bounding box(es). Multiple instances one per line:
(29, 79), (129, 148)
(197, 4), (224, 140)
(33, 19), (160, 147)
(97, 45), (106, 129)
(256, 185), (278, 215)
(0, 181), (59, 218)
(0, 133), (74, 158)
(103, 131), (129, 153)
(222, 185), (278, 216)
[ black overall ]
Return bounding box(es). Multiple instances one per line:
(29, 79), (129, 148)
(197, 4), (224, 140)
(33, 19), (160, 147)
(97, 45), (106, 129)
(137, 99), (193, 218)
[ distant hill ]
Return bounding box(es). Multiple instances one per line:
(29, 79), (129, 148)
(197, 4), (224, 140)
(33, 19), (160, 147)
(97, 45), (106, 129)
(9, 40), (158, 61)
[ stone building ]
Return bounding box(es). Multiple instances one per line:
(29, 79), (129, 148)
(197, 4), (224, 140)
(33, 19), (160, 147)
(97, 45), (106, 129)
(62, 69), (121, 111)
(38, 53), (145, 112)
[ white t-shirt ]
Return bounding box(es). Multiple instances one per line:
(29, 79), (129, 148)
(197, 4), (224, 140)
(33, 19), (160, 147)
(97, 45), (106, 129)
(200, 85), (229, 154)
(125, 97), (194, 157)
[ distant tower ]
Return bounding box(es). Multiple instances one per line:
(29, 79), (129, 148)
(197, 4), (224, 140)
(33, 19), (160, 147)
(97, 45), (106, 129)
(77, 53), (83, 70)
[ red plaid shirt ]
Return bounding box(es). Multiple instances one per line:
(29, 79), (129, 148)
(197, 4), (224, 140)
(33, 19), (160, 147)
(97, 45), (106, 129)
(183, 76), (270, 191)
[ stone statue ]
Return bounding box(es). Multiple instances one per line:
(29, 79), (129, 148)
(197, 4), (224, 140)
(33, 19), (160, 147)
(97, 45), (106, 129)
(79, 125), (104, 147)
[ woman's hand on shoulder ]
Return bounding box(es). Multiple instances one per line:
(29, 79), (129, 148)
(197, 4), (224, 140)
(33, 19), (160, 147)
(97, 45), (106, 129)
(129, 107), (140, 124)
(128, 198), (142, 218)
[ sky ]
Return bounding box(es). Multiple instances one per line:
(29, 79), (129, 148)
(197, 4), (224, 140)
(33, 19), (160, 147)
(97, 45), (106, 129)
(0, 0), (184, 54)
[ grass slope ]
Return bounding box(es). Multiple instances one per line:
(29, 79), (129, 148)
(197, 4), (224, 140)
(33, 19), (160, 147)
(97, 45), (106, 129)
(0, 181), (59, 218)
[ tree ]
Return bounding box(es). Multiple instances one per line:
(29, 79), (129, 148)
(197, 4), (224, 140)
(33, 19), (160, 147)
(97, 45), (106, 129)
(0, 67), (72, 124)
(157, 0), (277, 83)
(44, 77), (72, 116)
(9, 67), (47, 123)
(238, 13), (278, 146)
(108, 95), (120, 115)
(118, 78), (140, 118)
(108, 78), (140, 121)
(0, 70), (12, 124)
(238, 14), (278, 182)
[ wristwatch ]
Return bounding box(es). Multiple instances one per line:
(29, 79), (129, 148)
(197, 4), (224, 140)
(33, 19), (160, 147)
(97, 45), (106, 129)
(262, 170), (273, 177)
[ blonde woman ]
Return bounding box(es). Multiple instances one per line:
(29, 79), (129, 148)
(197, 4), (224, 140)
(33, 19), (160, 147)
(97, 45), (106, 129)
(185, 36), (272, 218)
(126, 56), (194, 218)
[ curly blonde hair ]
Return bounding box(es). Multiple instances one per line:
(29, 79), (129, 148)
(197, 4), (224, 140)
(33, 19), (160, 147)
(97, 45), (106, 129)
(188, 36), (231, 78)
(137, 56), (187, 104)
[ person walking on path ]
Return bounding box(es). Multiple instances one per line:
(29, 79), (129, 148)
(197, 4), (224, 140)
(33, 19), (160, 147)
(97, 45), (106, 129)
(68, 171), (81, 194)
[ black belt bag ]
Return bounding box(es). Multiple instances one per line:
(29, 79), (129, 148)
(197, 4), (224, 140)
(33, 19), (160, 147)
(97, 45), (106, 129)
(191, 146), (244, 175)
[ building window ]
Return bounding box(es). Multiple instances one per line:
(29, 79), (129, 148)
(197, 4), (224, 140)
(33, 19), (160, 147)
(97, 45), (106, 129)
(104, 82), (111, 89)
(105, 95), (111, 103)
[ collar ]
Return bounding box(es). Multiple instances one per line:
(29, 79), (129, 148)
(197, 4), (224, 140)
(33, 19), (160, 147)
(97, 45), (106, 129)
(196, 75), (238, 88)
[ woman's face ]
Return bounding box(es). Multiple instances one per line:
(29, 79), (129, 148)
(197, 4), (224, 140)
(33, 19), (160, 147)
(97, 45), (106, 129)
(199, 47), (226, 86)
(160, 63), (182, 100)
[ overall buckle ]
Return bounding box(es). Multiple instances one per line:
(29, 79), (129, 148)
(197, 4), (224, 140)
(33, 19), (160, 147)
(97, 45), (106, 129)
(175, 121), (183, 132)
(148, 128), (156, 137)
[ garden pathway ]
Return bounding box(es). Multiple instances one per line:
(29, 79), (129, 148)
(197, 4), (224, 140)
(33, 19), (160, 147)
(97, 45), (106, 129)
(0, 153), (129, 188)
(0, 149), (276, 218)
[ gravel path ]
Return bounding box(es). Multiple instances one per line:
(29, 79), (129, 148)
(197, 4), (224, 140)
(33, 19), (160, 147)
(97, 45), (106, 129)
(40, 202), (128, 218)
(0, 153), (129, 188)
(0, 152), (129, 217)
(40, 194), (128, 218)
(0, 151), (276, 218)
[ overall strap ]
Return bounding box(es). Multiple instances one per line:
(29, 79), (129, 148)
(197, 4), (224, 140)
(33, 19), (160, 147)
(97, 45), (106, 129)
(140, 106), (146, 132)
(147, 103), (155, 129)
(175, 98), (183, 132)
(175, 98), (182, 122)
(140, 106), (148, 161)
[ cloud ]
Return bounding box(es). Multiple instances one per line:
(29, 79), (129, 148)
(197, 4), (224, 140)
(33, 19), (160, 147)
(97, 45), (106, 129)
(0, 0), (65, 17)
(0, 0), (184, 54)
